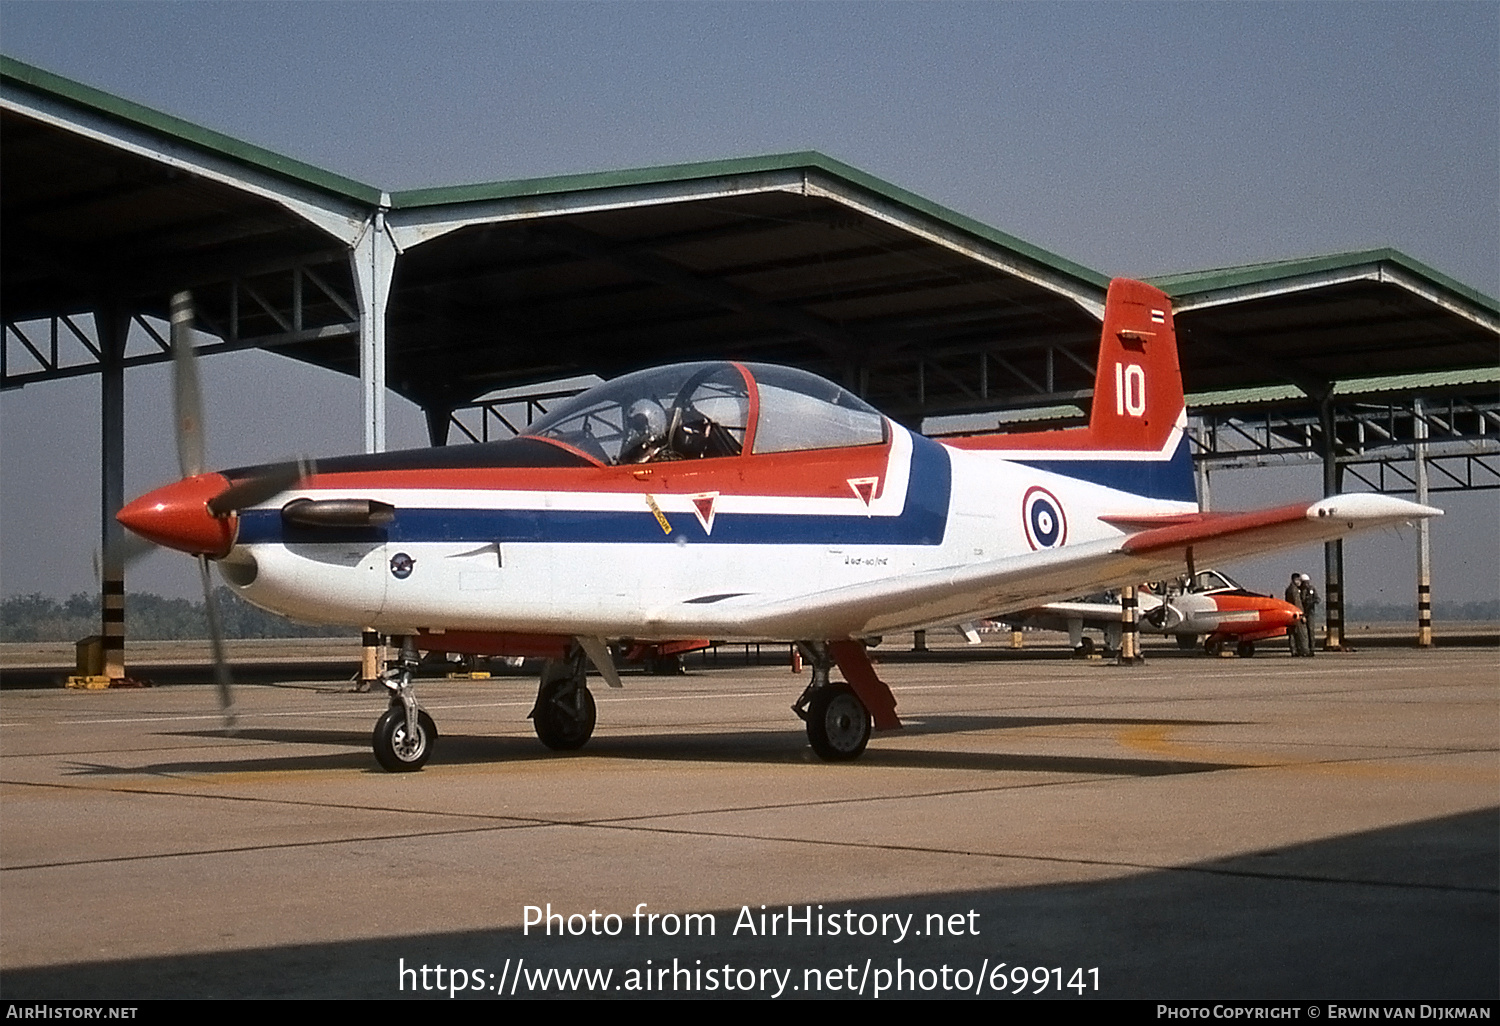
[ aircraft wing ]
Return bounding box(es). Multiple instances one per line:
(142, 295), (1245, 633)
(650, 493), (1437, 640)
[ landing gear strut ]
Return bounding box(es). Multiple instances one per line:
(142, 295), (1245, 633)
(792, 643), (872, 761)
(373, 636), (437, 772)
(530, 650), (597, 751)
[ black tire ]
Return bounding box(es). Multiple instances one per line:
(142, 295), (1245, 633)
(806, 685), (871, 762)
(1074, 636), (1095, 658)
(1176, 634), (1200, 651)
(1204, 636), (1224, 657)
(1236, 640), (1256, 658)
(532, 679), (597, 751)
(373, 706), (436, 772)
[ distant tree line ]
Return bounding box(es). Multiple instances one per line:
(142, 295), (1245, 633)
(2, 593), (1494, 644)
(1343, 600), (1498, 622)
(0, 591), (357, 642)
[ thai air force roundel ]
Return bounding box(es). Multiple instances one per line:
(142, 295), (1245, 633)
(1021, 486), (1067, 550)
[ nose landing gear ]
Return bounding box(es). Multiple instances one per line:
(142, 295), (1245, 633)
(373, 637), (438, 772)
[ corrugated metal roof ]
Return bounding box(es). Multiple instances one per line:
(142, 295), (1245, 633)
(1187, 366), (1500, 409)
(1148, 248), (1498, 317)
(391, 151), (1110, 291)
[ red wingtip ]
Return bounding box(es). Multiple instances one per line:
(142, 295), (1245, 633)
(117, 473), (238, 558)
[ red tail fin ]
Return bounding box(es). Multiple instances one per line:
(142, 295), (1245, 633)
(947, 278), (1184, 454)
(1086, 278), (1183, 451)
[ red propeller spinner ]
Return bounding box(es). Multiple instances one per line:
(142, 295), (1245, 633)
(117, 472), (237, 558)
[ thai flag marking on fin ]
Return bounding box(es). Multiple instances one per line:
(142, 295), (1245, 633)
(1150, 309), (1166, 323)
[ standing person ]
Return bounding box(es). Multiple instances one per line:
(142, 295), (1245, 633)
(1286, 573), (1309, 656)
(1298, 573), (1320, 656)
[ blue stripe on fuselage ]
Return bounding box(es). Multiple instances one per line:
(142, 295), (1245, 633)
(1013, 433), (1197, 503)
(236, 433), (952, 547)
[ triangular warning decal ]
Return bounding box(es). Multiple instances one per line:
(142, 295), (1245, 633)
(847, 477), (879, 506)
(690, 492), (719, 535)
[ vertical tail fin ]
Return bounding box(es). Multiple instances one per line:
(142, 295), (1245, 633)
(943, 278), (1195, 504)
(947, 278), (1186, 455)
(1085, 278), (1184, 453)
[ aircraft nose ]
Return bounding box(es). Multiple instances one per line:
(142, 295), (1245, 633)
(117, 473), (238, 557)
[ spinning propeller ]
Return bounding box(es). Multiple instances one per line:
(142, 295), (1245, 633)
(115, 291), (313, 730)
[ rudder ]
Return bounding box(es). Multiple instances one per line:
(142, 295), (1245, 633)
(1086, 278), (1184, 453)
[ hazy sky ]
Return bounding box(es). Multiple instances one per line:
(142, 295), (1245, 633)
(1, 1), (1496, 605)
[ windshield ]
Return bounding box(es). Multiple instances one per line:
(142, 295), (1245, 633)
(744, 363), (887, 453)
(524, 363), (751, 465)
(522, 361), (887, 466)
(1190, 570), (1238, 593)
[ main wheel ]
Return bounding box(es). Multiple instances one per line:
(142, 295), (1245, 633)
(1236, 640), (1257, 658)
(1176, 634), (1200, 651)
(372, 706), (437, 772)
(1204, 636), (1224, 657)
(806, 685), (871, 762)
(532, 679), (597, 751)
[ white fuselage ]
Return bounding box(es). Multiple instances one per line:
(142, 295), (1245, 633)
(225, 423), (1195, 642)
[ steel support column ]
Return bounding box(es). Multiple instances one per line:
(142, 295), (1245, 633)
(424, 404), (453, 447)
(97, 306), (130, 680)
(1320, 398), (1344, 651)
(352, 210), (397, 454)
(1414, 396), (1432, 647)
(1190, 420), (1211, 511)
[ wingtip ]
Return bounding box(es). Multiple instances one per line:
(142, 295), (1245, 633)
(1306, 494), (1443, 521)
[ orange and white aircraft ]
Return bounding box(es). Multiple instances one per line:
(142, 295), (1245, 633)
(117, 280), (1438, 770)
(1001, 568), (1304, 658)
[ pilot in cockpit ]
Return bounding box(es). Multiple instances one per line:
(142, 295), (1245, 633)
(621, 396), (741, 464)
(621, 398), (670, 463)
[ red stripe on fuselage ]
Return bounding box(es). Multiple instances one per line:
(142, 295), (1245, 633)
(298, 440), (894, 500)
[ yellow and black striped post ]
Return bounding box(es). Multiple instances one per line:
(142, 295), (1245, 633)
(100, 306), (128, 681)
(1415, 397), (1433, 648)
(101, 578), (126, 680)
(1118, 585), (1140, 665)
(1324, 562), (1343, 651)
(360, 629), (383, 690)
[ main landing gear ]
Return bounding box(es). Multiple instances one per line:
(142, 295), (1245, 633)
(373, 637), (437, 772)
(792, 643), (872, 761)
(1203, 635), (1257, 658)
(530, 651), (597, 751)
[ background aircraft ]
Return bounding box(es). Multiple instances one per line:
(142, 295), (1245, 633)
(999, 568), (1302, 658)
(117, 281), (1438, 770)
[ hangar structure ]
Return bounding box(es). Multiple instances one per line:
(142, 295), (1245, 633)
(3, 56), (1496, 675)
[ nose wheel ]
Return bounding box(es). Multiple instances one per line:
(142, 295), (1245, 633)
(372, 636), (438, 772)
(373, 706), (437, 772)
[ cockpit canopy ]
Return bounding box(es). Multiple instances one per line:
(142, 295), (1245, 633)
(523, 362), (887, 466)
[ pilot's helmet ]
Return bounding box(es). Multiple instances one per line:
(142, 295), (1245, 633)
(623, 399), (668, 457)
(1299, 573), (1311, 582)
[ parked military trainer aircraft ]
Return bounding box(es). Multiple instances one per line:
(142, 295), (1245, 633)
(1000, 568), (1303, 658)
(118, 280), (1438, 770)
